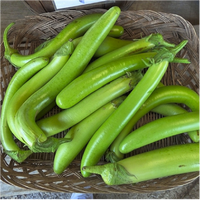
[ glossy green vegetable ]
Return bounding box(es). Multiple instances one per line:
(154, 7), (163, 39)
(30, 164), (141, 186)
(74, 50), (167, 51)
(4, 13), (103, 68)
(57, 41), (189, 110)
(37, 71), (142, 137)
(34, 25), (125, 53)
(139, 85), (199, 142)
(72, 36), (132, 58)
(119, 112), (199, 154)
(14, 6), (121, 152)
(107, 103), (191, 163)
(82, 143), (199, 185)
(93, 36), (131, 57)
(80, 42), (187, 177)
(152, 103), (189, 116)
(36, 101), (56, 120)
(106, 85), (199, 162)
(107, 25), (124, 37)
(53, 96), (125, 175)
(0, 57), (49, 162)
(71, 37), (190, 62)
(7, 41), (74, 150)
(83, 33), (175, 73)
(56, 52), (156, 109)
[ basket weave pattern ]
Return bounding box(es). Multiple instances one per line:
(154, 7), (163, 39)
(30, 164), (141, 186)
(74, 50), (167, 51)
(0, 9), (199, 193)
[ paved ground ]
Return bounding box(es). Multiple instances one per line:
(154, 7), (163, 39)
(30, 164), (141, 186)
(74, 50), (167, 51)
(1, 178), (199, 199)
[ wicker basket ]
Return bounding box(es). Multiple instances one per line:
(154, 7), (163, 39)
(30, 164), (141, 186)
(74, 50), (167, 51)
(22, 0), (134, 14)
(0, 9), (199, 193)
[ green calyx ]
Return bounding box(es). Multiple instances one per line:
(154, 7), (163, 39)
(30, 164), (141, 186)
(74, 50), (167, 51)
(148, 33), (175, 48)
(53, 39), (75, 58)
(30, 137), (72, 153)
(156, 40), (188, 62)
(125, 70), (143, 84)
(105, 150), (123, 163)
(82, 163), (136, 185)
(34, 39), (52, 53)
(5, 149), (32, 163)
(110, 96), (126, 108)
(144, 40), (188, 66)
(151, 43), (190, 64)
(3, 22), (19, 62)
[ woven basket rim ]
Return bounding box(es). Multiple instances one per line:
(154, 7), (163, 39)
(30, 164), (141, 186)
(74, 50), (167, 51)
(0, 9), (200, 193)
(2, 9), (199, 46)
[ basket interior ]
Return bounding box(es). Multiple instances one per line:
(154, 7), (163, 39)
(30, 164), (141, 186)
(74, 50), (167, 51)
(0, 9), (199, 193)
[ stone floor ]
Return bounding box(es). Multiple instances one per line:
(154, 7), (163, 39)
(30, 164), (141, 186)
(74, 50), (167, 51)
(1, 0), (199, 199)
(1, 178), (199, 199)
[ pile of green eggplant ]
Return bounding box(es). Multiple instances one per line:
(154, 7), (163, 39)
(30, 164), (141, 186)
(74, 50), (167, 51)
(1, 6), (199, 186)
